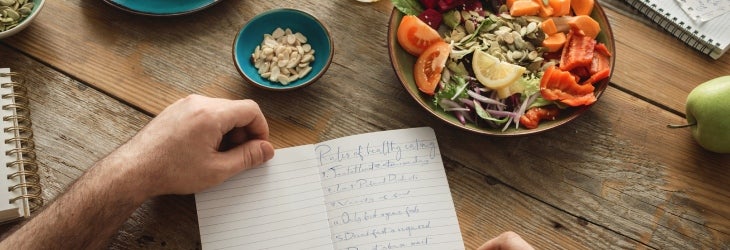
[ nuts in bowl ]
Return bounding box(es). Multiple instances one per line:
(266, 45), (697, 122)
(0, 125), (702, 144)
(233, 8), (333, 91)
(388, 0), (615, 136)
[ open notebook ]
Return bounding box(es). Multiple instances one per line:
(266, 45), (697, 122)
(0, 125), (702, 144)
(626, 0), (730, 59)
(195, 127), (464, 250)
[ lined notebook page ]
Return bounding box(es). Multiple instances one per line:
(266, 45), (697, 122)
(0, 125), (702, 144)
(196, 127), (463, 249)
(196, 145), (333, 249)
(316, 127), (463, 249)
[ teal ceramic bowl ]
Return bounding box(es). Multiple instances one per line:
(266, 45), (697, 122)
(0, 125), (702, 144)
(233, 8), (334, 91)
(103, 0), (220, 16)
(0, 0), (45, 39)
(387, 3), (615, 136)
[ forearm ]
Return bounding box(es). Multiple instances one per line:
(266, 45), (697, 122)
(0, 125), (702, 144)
(0, 147), (151, 249)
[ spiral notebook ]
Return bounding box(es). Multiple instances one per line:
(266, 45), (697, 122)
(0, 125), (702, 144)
(0, 68), (42, 223)
(195, 127), (464, 250)
(625, 0), (730, 59)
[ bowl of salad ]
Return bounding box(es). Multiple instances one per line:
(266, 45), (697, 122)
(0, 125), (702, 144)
(388, 0), (614, 136)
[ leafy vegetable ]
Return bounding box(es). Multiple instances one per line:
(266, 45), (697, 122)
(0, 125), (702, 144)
(434, 76), (469, 107)
(392, 0), (425, 16)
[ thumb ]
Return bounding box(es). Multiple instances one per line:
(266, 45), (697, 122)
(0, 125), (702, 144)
(220, 140), (275, 174)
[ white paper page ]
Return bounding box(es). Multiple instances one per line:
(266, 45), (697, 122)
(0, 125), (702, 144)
(196, 145), (334, 250)
(315, 127), (464, 250)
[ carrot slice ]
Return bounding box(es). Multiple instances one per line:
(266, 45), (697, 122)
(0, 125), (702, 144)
(550, 0), (571, 16)
(571, 0), (594, 16)
(541, 18), (558, 35)
(568, 15), (600, 39)
(542, 32), (566, 52)
(510, 1), (540, 16)
(532, 0), (554, 17)
(559, 29), (596, 71)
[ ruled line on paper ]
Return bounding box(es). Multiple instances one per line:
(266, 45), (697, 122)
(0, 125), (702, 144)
(195, 128), (464, 250)
(196, 145), (334, 250)
(196, 180), (322, 208)
(326, 187), (452, 210)
(335, 232), (465, 250)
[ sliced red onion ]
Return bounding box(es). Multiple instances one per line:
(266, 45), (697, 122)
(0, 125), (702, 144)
(467, 90), (505, 106)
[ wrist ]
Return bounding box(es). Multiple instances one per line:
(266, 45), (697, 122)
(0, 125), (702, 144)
(94, 144), (157, 204)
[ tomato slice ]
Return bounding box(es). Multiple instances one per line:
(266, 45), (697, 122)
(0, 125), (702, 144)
(414, 41), (450, 95)
(397, 15), (443, 56)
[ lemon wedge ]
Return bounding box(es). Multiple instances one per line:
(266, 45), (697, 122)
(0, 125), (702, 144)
(472, 50), (526, 92)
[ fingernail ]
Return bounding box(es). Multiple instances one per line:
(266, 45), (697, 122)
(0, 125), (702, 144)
(260, 141), (275, 161)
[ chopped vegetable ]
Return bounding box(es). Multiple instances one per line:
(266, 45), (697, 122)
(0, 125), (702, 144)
(532, 0), (554, 17)
(509, 0), (540, 16)
(571, 0), (594, 16)
(418, 8), (444, 29)
(520, 106), (560, 129)
(540, 65), (597, 106)
(414, 41), (451, 95)
(541, 18), (558, 35)
(549, 0), (571, 16)
(559, 29), (596, 71)
(542, 32), (566, 52)
(397, 15), (443, 56)
(568, 15), (600, 39)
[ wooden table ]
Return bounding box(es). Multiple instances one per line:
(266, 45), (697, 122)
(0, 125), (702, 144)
(1, 0), (729, 249)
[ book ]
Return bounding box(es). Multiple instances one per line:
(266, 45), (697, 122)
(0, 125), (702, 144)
(0, 68), (42, 223)
(625, 0), (730, 59)
(195, 127), (464, 250)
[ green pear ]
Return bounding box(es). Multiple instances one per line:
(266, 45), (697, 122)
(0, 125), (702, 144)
(678, 76), (730, 153)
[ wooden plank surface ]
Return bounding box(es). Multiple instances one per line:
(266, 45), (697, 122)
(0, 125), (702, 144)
(1, 0), (729, 249)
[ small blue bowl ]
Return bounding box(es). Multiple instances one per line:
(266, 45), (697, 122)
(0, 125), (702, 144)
(233, 8), (334, 91)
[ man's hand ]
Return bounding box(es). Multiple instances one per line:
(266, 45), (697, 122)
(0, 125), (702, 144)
(0, 94), (275, 249)
(120, 94), (275, 197)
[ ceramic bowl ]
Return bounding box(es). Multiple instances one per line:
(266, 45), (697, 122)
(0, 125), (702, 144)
(387, 3), (615, 136)
(102, 0), (221, 16)
(233, 8), (334, 91)
(0, 0), (45, 39)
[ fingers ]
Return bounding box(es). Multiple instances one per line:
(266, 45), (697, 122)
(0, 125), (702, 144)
(217, 99), (270, 141)
(477, 231), (534, 250)
(219, 139), (275, 175)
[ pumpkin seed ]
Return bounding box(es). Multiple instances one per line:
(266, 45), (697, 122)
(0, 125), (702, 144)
(0, 0), (34, 32)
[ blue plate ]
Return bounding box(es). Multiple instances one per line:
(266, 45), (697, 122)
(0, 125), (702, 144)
(104, 0), (220, 16)
(233, 9), (334, 91)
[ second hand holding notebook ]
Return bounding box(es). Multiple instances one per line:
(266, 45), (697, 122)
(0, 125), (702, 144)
(195, 127), (464, 250)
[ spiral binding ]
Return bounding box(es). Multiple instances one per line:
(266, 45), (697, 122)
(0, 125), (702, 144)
(626, 0), (718, 57)
(0, 71), (43, 214)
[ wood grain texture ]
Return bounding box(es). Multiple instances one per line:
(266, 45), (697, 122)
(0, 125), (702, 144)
(1, 0), (729, 249)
